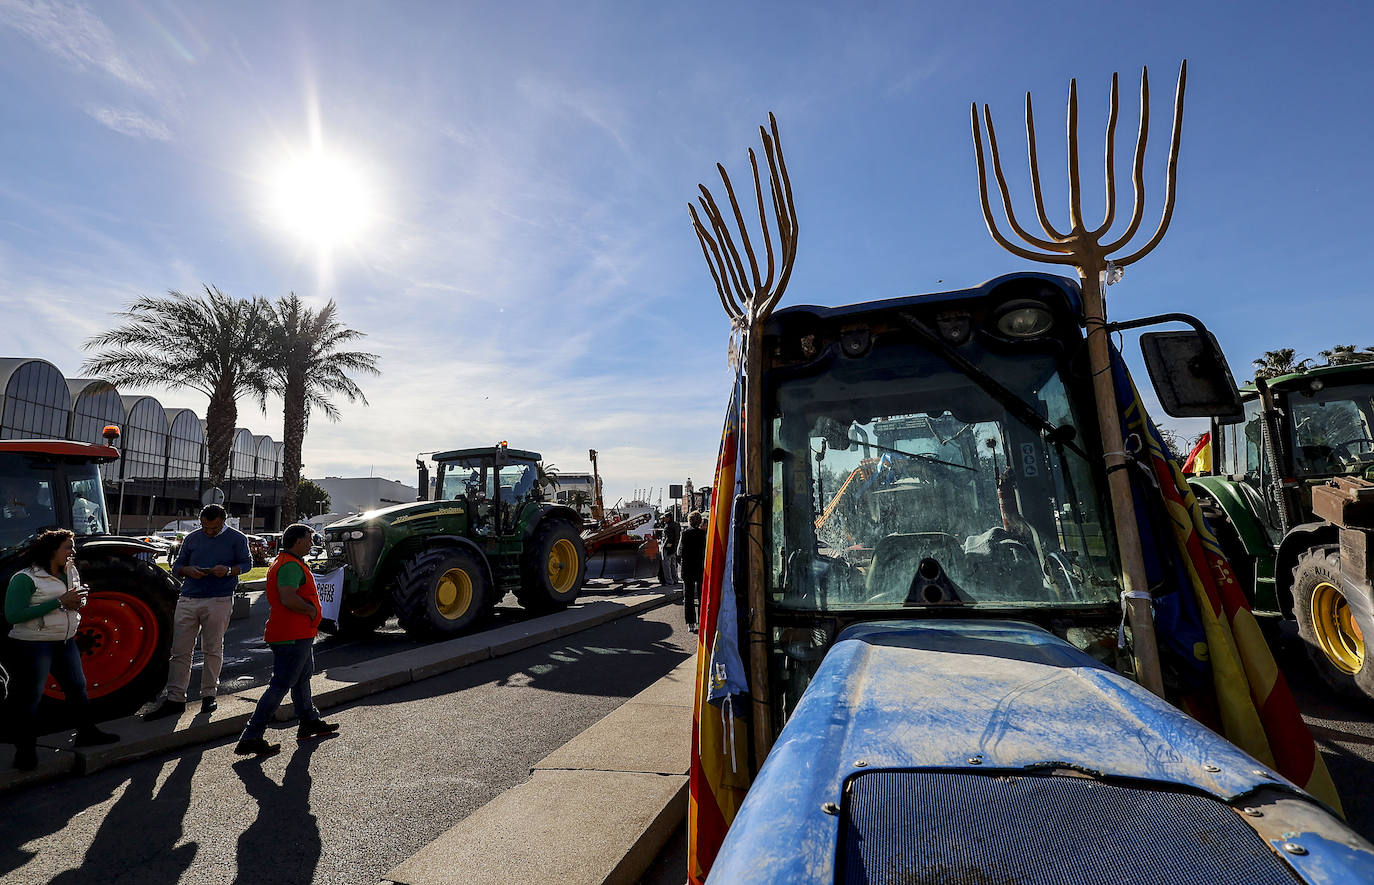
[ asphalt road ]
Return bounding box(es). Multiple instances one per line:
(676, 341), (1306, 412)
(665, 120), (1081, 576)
(2, 599), (696, 885)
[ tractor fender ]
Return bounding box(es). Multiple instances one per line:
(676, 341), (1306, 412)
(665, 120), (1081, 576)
(1275, 521), (1341, 618)
(524, 505), (583, 542)
(1187, 476), (1271, 560)
(387, 534), (497, 592)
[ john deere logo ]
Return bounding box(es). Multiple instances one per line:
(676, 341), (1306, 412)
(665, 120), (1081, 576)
(394, 507), (463, 525)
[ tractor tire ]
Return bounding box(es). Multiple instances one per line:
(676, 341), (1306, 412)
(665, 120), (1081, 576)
(50, 552), (177, 724)
(392, 548), (490, 639)
(1292, 546), (1374, 702)
(515, 520), (587, 614)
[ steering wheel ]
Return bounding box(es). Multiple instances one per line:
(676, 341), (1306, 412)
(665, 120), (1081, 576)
(1331, 437), (1374, 465)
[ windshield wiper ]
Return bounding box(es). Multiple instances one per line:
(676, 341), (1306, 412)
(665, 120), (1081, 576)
(847, 436), (974, 472)
(896, 310), (1086, 458)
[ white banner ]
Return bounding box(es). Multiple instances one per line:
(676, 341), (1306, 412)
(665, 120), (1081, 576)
(313, 566), (346, 623)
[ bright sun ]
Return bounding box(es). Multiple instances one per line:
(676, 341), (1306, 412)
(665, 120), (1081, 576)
(269, 149), (374, 247)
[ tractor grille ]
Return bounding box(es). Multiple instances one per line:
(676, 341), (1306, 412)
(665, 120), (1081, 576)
(328, 527), (384, 580)
(840, 771), (1299, 885)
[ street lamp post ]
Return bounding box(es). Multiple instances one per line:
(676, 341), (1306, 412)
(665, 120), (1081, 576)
(247, 493), (263, 533)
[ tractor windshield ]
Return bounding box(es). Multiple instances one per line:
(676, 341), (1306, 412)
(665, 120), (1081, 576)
(768, 342), (1119, 612)
(1286, 381), (1374, 479)
(0, 453), (58, 555)
(68, 463), (110, 536)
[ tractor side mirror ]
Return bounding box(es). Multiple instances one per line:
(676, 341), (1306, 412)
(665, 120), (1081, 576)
(1140, 329), (1245, 424)
(416, 459), (429, 501)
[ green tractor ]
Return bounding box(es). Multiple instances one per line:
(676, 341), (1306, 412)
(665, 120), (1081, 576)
(319, 443), (587, 639)
(1190, 361), (1374, 700)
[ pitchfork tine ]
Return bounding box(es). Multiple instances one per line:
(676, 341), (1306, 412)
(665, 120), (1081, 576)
(1116, 60), (1186, 266)
(749, 145), (776, 295)
(690, 204), (743, 320)
(972, 104), (1076, 265)
(698, 185), (750, 306)
(984, 106), (1068, 253)
(718, 162), (764, 295)
(1025, 94), (1067, 241)
(1104, 67), (1152, 253)
(1067, 78), (1083, 231)
(1090, 73), (1120, 238)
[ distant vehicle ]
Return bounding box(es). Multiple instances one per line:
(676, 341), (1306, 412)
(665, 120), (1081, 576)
(247, 534), (269, 567)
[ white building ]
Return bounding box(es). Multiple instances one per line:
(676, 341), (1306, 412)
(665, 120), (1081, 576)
(308, 476), (419, 527)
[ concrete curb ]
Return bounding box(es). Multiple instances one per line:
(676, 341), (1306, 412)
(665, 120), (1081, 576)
(383, 656), (696, 885)
(1, 589), (682, 790)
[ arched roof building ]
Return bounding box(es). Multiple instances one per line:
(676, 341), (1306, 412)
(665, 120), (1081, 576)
(119, 395), (169, 484)
(0, 357), (71, 440)
(68, 379), (124, 482)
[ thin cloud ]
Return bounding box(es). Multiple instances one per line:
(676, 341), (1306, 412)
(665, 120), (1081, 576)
(87, 106), (173, 141)
(0, 0), (155, 93)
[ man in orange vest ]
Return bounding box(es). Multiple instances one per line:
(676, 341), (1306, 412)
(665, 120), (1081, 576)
(235, 523), (339, 757)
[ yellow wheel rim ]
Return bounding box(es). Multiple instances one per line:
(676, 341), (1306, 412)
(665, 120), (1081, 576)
(436, 568), (474, 620)
(548, 538), (579, 594)
(1312, 579), (1365, 674)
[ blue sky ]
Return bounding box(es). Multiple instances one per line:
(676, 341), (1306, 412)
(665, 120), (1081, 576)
(2, 0), (1371, 502)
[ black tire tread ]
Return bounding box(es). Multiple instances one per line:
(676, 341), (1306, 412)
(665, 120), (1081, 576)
(1291, 545), (1372, 702)
(515, 519), (587, 614)
(391, 547), (488, 639)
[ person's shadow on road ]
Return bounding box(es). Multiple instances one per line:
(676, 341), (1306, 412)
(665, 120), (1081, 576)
(46, 749), (203, 885)
(233, 738), (328, 885)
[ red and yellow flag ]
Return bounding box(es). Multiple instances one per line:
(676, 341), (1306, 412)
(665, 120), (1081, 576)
(1114, 353), (1341, 813)
(1182, 431), (1212, 475)
(688, 373), (752, 883)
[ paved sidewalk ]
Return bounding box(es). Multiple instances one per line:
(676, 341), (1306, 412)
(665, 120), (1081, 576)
(384, 654), (696, 885)
(0, 589), (682, 793)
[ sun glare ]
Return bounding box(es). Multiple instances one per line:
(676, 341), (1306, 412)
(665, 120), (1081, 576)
(269, 149), (374, 247)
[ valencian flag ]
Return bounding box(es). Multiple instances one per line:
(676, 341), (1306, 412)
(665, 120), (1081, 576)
(1111, 348), (1342, 813)
(688, 368), (752, 884)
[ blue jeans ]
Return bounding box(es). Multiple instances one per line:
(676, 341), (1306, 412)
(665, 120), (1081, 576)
(241, 639), (319, 741)
(9, 638), (89, 748)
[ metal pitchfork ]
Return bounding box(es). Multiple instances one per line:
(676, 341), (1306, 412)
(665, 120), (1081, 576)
(971, 61), (1188, 697)
(689, 112), (798, 762)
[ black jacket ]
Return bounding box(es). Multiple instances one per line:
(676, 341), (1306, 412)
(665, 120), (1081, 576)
(678, 526), (707, 579)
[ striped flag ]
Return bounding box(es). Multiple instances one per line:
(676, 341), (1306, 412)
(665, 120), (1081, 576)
(1182, 432), (1212, 475)
(1112, 349), (1342, 813)
(688, 369), (752, 884)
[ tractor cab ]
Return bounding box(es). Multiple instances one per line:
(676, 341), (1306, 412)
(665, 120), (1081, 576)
(431, 443), (543, 537)
(762, 277), (1127, 728)
(0, 440), (118, 561)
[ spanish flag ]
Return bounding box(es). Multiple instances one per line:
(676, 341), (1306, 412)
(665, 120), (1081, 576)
(1112, 349), (1341, 813)
(688, 371), (752, 883)
(1182, 432), (1212, 475)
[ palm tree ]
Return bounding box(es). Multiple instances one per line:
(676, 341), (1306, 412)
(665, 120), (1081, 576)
(82, 286), (272, 487)
(265, 294), (380, 524)
(535, 461), (560, 495)
(1318, 344), (1374, 366)
(1251, 348), (1310, 381)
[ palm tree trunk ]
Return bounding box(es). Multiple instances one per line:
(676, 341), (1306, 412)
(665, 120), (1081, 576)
(205, 379), (238, 489)
(281, 372), (307, 524)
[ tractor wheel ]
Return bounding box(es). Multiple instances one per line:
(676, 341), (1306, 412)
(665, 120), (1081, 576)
(47, 552), (177, 724)
(515, 521), (586, 613)
(392, 548), (490, 639)
(1292, 546), (1374, 702)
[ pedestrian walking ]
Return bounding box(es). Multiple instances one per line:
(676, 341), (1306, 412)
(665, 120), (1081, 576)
(235, 523), (338, 758)
(5, 529), (118, 770)
(144, 504), (252, 720)
(678, 510), (707, 632)
(660, 511), (681, 586)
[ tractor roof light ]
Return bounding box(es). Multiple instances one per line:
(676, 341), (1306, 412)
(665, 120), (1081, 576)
(101, 425), (121, 443)
(992, 300), (1054, 339)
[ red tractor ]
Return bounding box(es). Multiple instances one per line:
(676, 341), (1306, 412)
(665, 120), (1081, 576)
(0, 437), (178, 724)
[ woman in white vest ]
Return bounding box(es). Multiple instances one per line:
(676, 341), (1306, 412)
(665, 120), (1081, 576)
(5, 529), (119, 771)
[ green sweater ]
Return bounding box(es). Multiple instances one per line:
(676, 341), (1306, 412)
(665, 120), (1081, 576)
(5, 570), (70, 625)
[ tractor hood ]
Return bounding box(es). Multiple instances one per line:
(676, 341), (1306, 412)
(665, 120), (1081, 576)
(325, 499), (463, 530)
(709, 619), (1367, 884)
